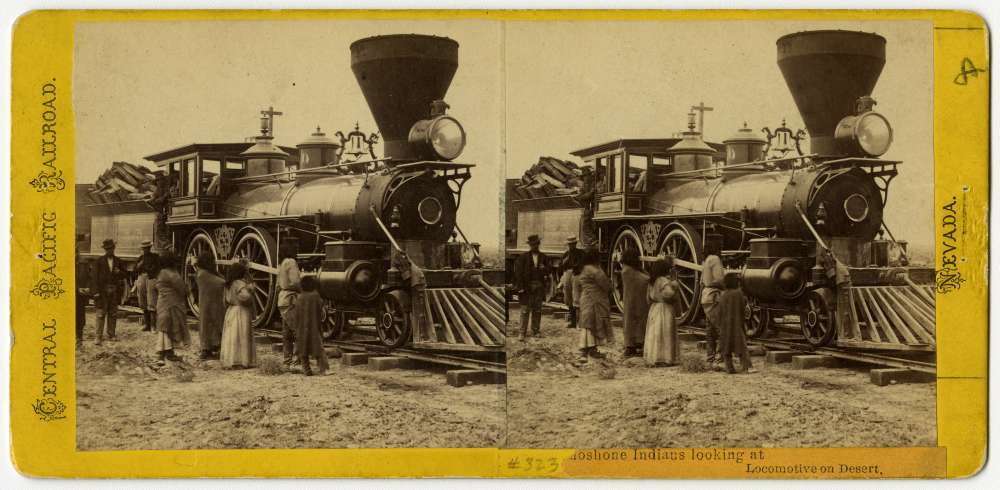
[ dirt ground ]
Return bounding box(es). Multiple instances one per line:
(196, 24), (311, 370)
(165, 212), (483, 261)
(76, 310), (505, 450)
(506, 305), (936, 449)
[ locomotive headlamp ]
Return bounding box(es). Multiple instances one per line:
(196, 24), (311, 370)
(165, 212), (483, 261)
(409, 115), (467, 161)
(834, 103), (893, 157)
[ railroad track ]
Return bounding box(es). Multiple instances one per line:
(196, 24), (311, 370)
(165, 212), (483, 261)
(328, 338), (506, 375)
(678, 326), (936, 374)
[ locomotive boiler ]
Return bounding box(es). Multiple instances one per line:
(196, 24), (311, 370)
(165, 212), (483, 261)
(508, 30), (934, 351)
(85, 34), (505, 352)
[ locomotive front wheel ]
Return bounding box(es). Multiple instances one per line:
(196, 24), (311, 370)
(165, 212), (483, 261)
(657, 225), (702, 325)
(232, 230), (277, 329)
(800, 289), (836, 347)
(184, 231), (217, 317)
(376, 293), (411, 349)
(609, 227), (643, 312)
(743, 296), (771, 339)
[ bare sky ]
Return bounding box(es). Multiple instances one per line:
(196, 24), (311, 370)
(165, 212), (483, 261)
(75, 19), (933, 258)
(74, 20), (504, 251)
(504, 20), (934, 258)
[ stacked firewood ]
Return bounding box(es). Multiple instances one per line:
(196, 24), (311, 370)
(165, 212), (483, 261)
(510, 156), (585, 200)
(88, 161), (160, 204)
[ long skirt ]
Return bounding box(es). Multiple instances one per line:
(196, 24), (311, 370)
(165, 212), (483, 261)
(221, 305), (256, 368)
(644, 302), (679, 365)
(155, 331), (173, 351)
(578, 327), (608, 349)
(156, 305), (190, 347)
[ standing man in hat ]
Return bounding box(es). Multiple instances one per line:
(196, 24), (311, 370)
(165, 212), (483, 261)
(514, 234), (550, 340)
(134, 239), (160, 332)
(90, 239), (126, 344)
(558, 236), (583, 328)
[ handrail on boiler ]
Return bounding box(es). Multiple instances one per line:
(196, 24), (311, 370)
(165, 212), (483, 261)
(369, 205), (403, 253)
(230, 157), (394, 183)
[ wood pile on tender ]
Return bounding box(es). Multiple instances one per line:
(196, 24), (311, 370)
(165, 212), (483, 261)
(88, 161), (161, 204)
(510, 156), (585, 200)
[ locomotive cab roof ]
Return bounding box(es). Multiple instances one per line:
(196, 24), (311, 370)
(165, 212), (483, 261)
(570, 138), (725, 160)
(144, 142), (299, 164)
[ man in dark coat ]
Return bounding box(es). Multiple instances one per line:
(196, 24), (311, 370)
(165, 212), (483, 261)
(514, 234), (550, 340)
(90, 238), (126, 344)
(558, 236), (584, 328)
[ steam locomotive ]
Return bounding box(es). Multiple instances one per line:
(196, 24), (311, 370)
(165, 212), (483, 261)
(508, 30), (935, 351)
(82, 34), (506, 352)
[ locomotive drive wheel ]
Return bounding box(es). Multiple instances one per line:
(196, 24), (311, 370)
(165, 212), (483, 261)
(743, 296), (771, 339)
(184, 231), (217, 317)
(376, 292), (411, 349)
(610, 227), (643, 312)
(232, 230), (277, 329)
(658, 225), (702, 325)
(800, 289), (837, 347)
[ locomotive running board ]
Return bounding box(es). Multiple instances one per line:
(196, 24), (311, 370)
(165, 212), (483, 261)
(413, 286), (507, 352)
(837, 284), (936, 352)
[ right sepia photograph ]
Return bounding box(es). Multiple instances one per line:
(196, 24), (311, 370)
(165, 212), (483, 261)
(504, 21), (936, 449)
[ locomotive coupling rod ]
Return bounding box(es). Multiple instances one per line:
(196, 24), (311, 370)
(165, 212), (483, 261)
(370, 205), (403, 253)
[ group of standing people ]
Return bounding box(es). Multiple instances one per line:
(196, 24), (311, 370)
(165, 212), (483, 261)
(78, 237), (328, 375)
(514, 235), (756, 373)
(82, 238), (196, 363)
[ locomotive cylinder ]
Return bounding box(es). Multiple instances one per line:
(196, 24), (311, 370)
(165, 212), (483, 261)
(319, 241), (384, 303)
(741, 239), (808, 301)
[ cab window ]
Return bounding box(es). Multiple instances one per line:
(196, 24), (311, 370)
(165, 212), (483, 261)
(594, 157), (606, 191)
(628, 153), (649, 192)
(608, 153), (622, 192)
(201, 158), (221, 195)
(168, 161), (181, 197)
(183, 159), (196, 197)
(225, 157), (247, 178)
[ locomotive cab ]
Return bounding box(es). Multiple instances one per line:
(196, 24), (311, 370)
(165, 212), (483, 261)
(145, 142), (298, 224)
(570, 138), (725, 220)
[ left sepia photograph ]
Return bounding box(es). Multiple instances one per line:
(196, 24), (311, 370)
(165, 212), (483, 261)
(72, 20), (507, 450)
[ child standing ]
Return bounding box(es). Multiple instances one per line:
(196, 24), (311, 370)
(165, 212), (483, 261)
(717, 273), (756, 374)
(295, 276), (330, 376)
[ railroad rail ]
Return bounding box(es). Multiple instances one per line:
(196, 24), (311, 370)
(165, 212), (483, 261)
(328, 338), (507, 375)
(679, 325), (936, 375)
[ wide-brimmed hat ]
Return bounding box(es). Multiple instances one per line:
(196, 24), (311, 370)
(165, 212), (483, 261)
(527, 234), (541, 245)
(101, 239), (116, 250)
(565, 236), (578, 245)
(140, 240), (153, 248)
